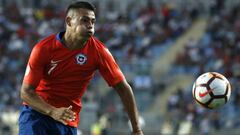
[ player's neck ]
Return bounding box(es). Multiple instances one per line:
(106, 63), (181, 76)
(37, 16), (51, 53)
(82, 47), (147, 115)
(63, 31), (88, 50)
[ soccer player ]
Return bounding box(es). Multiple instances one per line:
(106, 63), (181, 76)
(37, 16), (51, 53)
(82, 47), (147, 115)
(19, 1), (144, 135)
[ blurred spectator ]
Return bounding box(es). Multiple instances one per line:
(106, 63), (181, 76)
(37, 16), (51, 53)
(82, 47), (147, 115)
(99, 113), (111, 135)
(90, 120), (102, 135)
(199, 113), (211, 135)
(160, 118), (174, 135)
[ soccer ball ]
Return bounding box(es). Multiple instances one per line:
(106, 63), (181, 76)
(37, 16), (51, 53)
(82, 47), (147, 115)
(192, 72), (231, 109)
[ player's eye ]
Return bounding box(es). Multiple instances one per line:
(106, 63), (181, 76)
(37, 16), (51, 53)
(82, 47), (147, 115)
(91, 19), (96, 24)
(81, 17), (95, 25)
(82, 18), (88, 23)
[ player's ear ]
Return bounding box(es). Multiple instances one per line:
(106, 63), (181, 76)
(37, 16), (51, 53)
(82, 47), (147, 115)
(65, 16), (72, 27)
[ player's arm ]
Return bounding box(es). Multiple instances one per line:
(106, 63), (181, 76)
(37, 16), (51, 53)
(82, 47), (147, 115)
(97, 43), (143, 134)
(20, 83), (76, 125)
(20, 84), (54, 114)
(20, 83), (54, 115)
(113, 80), (143, 135)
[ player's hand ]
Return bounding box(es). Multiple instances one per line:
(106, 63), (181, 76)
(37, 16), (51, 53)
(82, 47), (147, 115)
(132, 130), (144, 135)
(49, 105), (76, 125)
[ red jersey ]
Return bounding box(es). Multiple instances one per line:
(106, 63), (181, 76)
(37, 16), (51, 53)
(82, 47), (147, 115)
(23, 32), (125, 127)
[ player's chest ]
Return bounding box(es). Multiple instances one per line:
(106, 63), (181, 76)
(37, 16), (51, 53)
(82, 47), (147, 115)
(44, 49), (98, 77)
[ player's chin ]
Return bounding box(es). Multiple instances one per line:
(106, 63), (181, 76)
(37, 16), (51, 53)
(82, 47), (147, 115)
(82, 32), (94, 38)
(87, 31), (94, 36)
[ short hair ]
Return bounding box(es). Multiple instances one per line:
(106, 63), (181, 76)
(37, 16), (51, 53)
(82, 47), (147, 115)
(66, 1), (96, 14)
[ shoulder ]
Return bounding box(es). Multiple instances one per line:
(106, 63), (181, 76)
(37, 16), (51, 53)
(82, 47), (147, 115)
(90, 37), (115, 61)
(90, 36), (107, 49)
(92, 37), (112, 53)
(33, 34), (57, 52)
(90, 36), (112, 55)
(30, 34), (57, 60)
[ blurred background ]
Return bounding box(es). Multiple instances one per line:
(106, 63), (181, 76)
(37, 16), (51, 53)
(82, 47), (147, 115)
(0, 0), (240, 134)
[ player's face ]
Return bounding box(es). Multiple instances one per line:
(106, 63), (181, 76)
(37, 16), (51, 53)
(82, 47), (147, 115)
(68, 8), (96, 39)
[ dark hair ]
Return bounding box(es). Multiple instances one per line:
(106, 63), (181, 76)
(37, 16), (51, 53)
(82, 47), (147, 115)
(66, 1), (96, 13)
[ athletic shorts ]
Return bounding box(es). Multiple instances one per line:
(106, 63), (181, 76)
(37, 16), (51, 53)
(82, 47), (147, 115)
(18, 105), (77, 135)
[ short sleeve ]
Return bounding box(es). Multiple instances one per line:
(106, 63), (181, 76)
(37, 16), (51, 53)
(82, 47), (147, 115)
(98, 48), (125, 87)
(23, 44), (47, 86)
